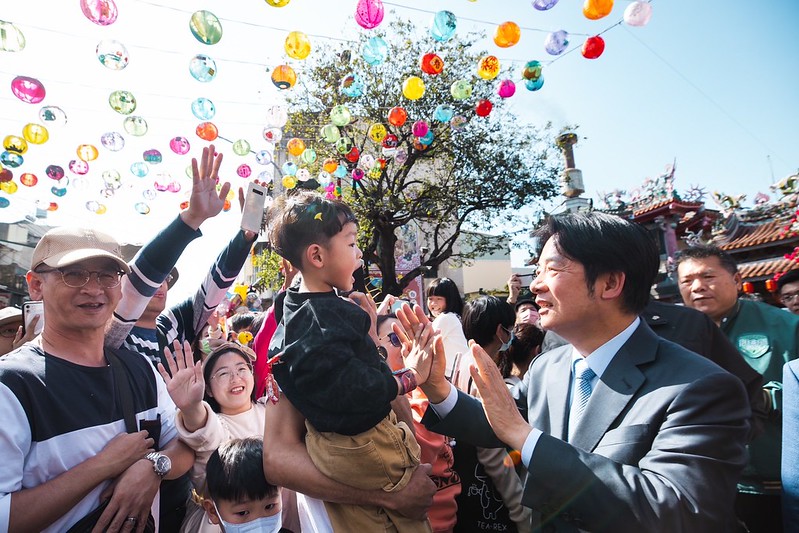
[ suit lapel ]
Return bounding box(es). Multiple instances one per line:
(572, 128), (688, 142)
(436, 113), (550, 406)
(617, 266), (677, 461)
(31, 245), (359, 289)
(545, 350), (573, 441)
(570, 322), (657, 451)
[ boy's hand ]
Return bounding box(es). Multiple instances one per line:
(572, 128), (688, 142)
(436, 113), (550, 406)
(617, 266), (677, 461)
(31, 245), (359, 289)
(393, 303), (437, 384)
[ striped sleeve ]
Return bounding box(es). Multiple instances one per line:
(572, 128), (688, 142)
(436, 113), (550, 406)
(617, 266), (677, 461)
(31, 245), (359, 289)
(159, 230), (255, 347)
(105, 216), (201, 349)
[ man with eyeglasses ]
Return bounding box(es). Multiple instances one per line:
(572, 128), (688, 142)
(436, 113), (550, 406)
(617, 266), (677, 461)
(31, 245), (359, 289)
(677, 244), (799, 533)
(777, 269), (799, 315)
(0, 227), (193, 532)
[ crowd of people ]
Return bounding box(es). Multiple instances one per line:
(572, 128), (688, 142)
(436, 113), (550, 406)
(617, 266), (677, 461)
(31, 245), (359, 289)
(0, 148), (798, 532)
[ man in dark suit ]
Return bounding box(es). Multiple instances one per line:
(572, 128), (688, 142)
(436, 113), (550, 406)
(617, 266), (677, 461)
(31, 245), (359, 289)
(417, 212), (751, 532)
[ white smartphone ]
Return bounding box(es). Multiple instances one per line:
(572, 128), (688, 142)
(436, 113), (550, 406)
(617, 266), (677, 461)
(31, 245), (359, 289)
(241, 182), (267, 233)
(22, 300), (44, 336)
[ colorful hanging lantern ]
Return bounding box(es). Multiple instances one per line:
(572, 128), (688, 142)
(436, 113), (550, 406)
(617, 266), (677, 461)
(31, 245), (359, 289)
(232, 139), (250, 156)
(477, 56), (500, 80)
(196, 122), (219, 141)
(287, 138), (306, 157)
(412, 120), (429, 138)
(433, 105), (454, 122)
(581, 35), (605, 59)
(494, 21), (521, 48)
(624, 1), (653, 26)
(420, 53), (444, 75)
(360, 36), (388, 65)
(583, 0), (614, 20)
(80, 0), (118, 25)
(0, 169), (13, 183)
(123, 116), (148, 136)
(544, 30), (569, 55)
(354, 0), (385, 29)
(11, 76), (46, 104)
(532, 0), (559, 10)
(368, 124), (388, 143)
(522, 60), (543, 81)
(430, 11), (457, 42)
(189, 54), (217, 82)
(39, 106), (67, 127)
(3, 135), (27, 155)
(450, 79), (472, 100)
(265, 0), (291, 6)
(387, 107), (408, 127)
(497, 79), (516, 98)
(475, 100), (493, 117)
(0, 21), (26, 52)
(402, 76), (425, 100)
(190, 10), (223, 45)
(524, 77), (545, 91)
(191, 97), (216, 120)
(264, 106), (288, 128)
(22, 123), (49, 144)
(285, 31), (311, 59)
(271, 65), (297, 89)
(20, 173), (37, 187)
(330, 105), (352, 127)
(109, 90), (136, 115)
(69, 159), (89, 175)
(340, 73), (364, 97)
(100, 132), (125, 152)
(320, 124), (341, 144)
(96, 39), (129, 70)
(77, 144), (99, 162)
(45, 165), (65, 180)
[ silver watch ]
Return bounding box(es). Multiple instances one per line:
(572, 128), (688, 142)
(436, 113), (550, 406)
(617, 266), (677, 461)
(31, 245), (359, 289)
(145, 452), (171, 478)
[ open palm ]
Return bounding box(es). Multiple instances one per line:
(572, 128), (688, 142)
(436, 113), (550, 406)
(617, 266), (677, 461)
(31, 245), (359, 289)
(157, 340), (205, 412)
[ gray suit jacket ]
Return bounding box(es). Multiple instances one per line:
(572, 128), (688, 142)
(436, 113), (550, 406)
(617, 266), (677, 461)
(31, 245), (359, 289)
(423, 321), (750, 532)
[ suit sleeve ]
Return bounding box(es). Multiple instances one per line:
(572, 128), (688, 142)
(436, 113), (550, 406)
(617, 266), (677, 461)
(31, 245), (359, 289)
(523, 370), (749, 532)
(782, 361), (799, 525)
(421, 389), (505, 449)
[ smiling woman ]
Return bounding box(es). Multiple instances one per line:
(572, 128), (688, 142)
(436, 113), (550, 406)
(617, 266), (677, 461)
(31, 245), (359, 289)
(156, 341), (299, 532)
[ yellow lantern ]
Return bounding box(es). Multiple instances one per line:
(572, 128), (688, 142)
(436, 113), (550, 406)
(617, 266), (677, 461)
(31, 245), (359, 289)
(368, 124), (387, 143)
(477, 55), (501, 80)
(3, 135), (28, 155)
(494, 21), (521, 48)
(402, 76), (425, 100)
(285, 31), (311, 60)
(22, 123), (48, 144)
(287, 137), (306, 157)
(77, 144), (99, 162)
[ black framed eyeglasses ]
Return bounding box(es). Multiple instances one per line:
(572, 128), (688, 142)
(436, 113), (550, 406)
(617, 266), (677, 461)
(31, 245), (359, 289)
(36, 268), (125, 289)
(380, 332), (401, 348)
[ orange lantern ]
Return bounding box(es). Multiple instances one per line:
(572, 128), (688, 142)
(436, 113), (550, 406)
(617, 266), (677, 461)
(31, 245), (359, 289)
(742, 281), (754, 294)
(387, 106), (408, 127)
(765, 279), (777, 292)
(271, 64), (297, 90)
(583, 0), (614, 20)
(494, 21), (521, 48)
(196, 122), (219, 141)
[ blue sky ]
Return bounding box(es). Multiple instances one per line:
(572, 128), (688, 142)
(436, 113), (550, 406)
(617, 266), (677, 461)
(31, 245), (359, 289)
(1, 0), (796, 300)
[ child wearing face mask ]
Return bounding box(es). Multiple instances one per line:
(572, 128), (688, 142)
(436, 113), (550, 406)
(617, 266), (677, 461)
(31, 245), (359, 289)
(452, 296), (532, 533)
(204, 438), (284, 533)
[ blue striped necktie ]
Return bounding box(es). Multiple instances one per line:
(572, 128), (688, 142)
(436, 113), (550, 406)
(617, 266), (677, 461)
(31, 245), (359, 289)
(568, 358), (596, 441)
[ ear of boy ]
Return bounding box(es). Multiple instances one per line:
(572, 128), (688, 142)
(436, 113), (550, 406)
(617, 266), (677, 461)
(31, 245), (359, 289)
(202, 499), (221, 525)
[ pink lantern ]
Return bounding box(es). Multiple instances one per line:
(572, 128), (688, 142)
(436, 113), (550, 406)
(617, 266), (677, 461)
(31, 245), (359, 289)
(80, 0), (119, 26)
(582, 35), (605, 59)
(412, 120), (429, 138)
(354, 0), (384, 29)
(497, 79), (516, 98)
(11, 76), (46, 104)
(624, 1), (652, 27)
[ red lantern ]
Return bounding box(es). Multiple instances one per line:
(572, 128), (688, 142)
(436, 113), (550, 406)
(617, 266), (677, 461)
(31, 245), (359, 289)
(0, 169), (12, 183)
(345, 147), (360, 163)
(475, 99), (493, 117)
(387, 106), (407, 127)
(420, 53), (444, 75)
(765, 279), (777, 292)
(742, 281), (754, 294)
(582, 35), (605, 59)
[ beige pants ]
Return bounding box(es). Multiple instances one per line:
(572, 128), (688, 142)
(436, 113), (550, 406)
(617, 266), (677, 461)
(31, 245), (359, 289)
(306, 411), (432, 532)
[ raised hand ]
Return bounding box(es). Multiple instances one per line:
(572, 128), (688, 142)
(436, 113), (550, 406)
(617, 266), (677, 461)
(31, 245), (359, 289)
(393, 303), (436, 383)
(157, 340), (205, 413)
(469, 341), (532, 451)
(181, 144), (230, 230)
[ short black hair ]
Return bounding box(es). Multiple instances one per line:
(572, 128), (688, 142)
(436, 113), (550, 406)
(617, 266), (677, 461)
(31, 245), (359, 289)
(461, 295), (515, 347)
(777, 269), (799, 293)
(203, 342), (257, 412)
(206, 437), (278, 503)
(536, 212), (659, 315)
(675, 245), (739, 276)
(230, 312), (256, 333)
(266, 190), (357, 270)
(508, 323), (545, 369)
(426, 277), (464, 316)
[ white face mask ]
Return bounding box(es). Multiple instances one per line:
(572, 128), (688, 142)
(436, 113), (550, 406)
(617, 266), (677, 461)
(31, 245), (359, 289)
(216, 506), (282, 533)
(499, 328), (514, 352)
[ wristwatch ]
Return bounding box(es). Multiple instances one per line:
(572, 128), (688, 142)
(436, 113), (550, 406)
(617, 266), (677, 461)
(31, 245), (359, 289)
(145, 452), (171, 478)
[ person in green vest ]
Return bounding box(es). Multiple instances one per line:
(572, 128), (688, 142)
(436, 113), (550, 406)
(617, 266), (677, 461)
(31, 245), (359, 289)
(677, 244), (798, 533)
